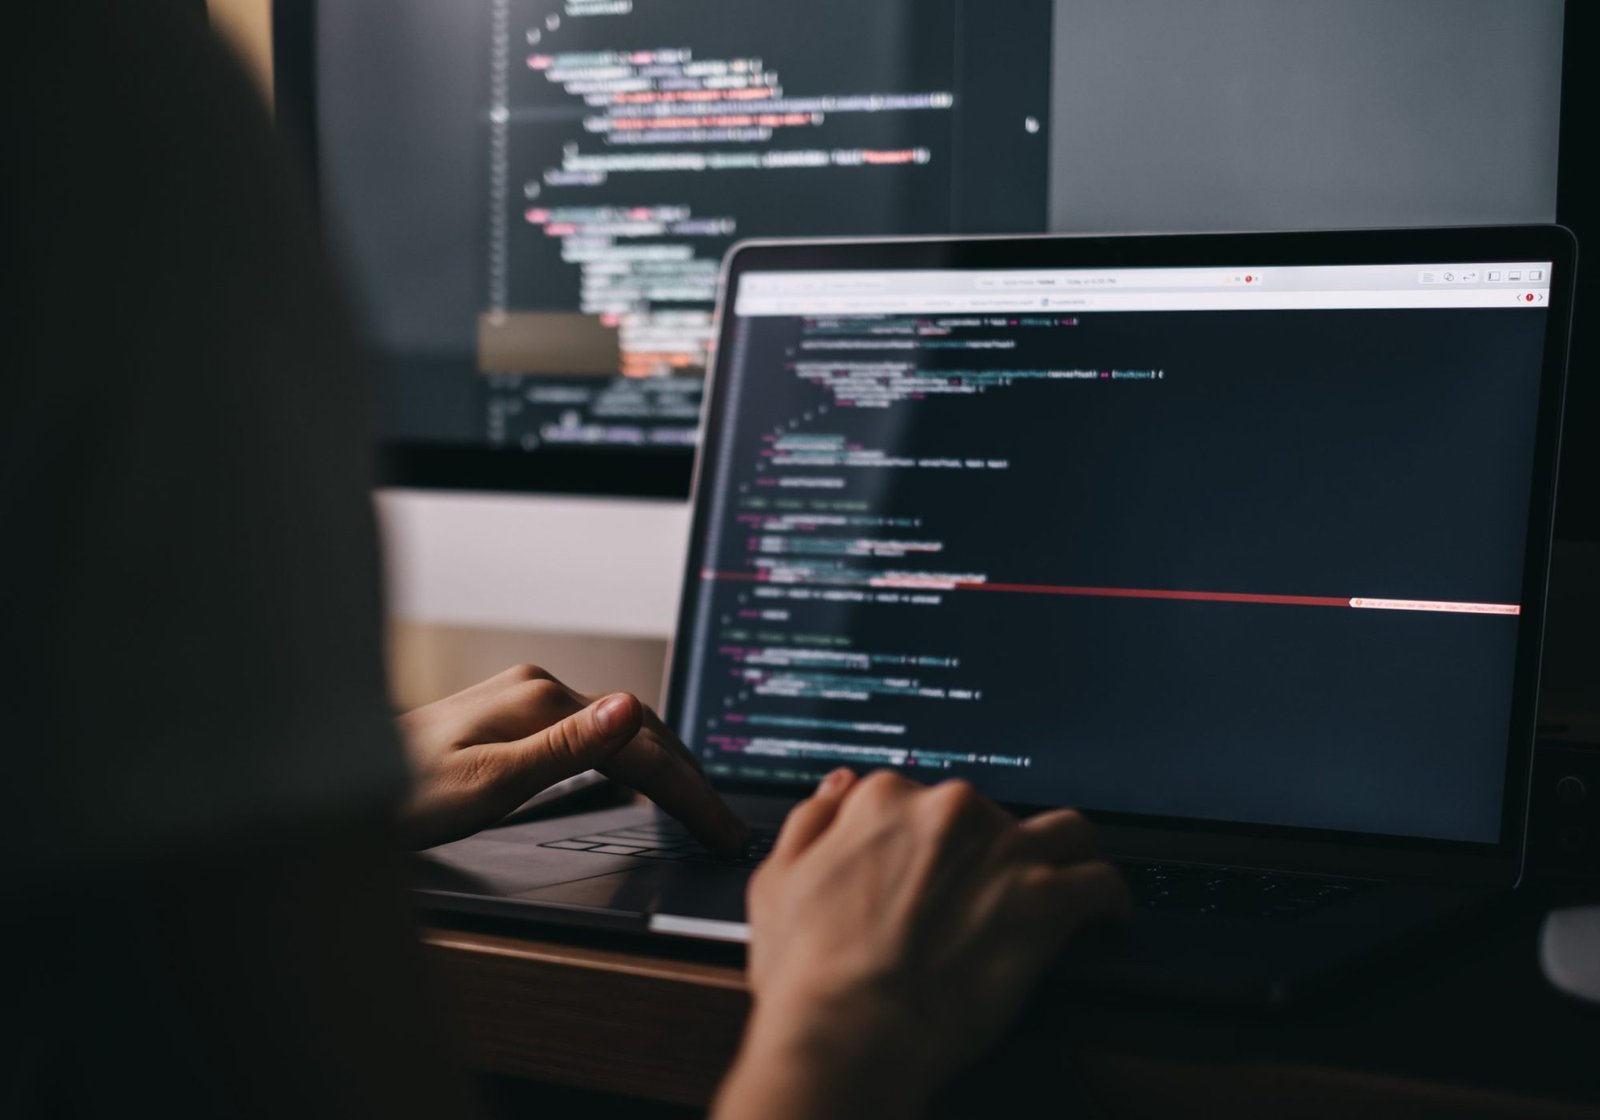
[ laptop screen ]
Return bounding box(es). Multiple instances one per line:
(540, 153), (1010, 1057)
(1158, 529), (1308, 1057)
(673, 249), (1558, 845)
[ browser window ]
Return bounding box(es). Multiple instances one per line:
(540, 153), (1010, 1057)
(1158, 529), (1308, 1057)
(677, 260), (1555, 843)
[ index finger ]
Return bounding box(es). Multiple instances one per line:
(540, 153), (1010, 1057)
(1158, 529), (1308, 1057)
(600, 728), (750, 855)
(572, 687), (748, 852)
(768, 767), (859, 864)
(1002, 808), (1099, 866)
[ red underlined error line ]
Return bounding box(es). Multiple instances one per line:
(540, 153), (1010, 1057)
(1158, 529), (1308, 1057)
(964, 583), (1519, 615)
(700, 571), (1520, 615)
(960, 582), (1347, 607)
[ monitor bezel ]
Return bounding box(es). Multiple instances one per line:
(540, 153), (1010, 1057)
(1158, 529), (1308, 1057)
(664, 224), (1576, 882)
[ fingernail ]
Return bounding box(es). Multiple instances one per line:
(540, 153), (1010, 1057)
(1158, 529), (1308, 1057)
(821, 767), (852, 792)
(596, 694), (634, 735)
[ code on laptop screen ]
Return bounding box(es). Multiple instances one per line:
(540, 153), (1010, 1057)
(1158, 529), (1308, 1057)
(674, 262), (1553, 843)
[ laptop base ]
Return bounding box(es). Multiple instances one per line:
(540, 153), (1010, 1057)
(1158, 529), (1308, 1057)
(414, 796), (1496, 1007)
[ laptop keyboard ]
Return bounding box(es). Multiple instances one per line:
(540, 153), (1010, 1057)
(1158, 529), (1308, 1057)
(1111, 858), (1375, 921)
(540, 823), (1374, 920)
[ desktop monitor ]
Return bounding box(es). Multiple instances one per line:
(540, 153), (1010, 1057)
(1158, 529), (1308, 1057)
(271, 0), (1577, 634)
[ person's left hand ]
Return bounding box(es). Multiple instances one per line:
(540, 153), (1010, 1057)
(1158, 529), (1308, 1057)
(394, 664), (748, 852)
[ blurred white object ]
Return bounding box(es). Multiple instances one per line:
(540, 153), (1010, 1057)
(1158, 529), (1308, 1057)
(377, 490), (690, 638)
(1539, 905), (1600, 1003)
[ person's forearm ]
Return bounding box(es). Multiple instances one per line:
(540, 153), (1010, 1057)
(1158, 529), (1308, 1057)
(713, 1002), (937, 1120)
(714, 1041), (926, 1120)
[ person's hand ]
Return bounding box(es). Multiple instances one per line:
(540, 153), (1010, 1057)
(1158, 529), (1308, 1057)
(394, 664), (748, 853)
(715, 769), (1128, 1120)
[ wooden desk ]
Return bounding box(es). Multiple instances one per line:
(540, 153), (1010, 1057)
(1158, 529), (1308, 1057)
(421, 880), (1600, 1118)
(421, 925), (747, 1108)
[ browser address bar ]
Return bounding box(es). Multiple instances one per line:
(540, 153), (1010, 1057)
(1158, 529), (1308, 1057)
(974, 268), (1254, 289)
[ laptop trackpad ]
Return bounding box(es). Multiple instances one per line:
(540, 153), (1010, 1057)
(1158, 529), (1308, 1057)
(516, 862), (751, 924)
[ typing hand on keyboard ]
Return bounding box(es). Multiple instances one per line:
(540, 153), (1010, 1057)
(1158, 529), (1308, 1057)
(396, 663), (748, 853)
(715, 769), (1128, 1120)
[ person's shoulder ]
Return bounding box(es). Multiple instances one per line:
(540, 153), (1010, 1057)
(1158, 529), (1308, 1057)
(3, 0), (405, 885)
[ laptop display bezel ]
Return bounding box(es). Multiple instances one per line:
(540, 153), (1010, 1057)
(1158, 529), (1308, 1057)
(663, 225), (1575, 880)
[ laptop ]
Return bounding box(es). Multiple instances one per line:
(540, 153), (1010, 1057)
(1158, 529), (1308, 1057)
(415, 225), (1576, 1005)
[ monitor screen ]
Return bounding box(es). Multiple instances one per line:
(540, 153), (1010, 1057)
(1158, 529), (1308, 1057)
(295, 0), (1563, 497)
(671, 255), (1558, 845)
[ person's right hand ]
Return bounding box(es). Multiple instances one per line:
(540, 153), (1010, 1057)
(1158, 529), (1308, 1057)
(714, 769), (1128, 1120)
